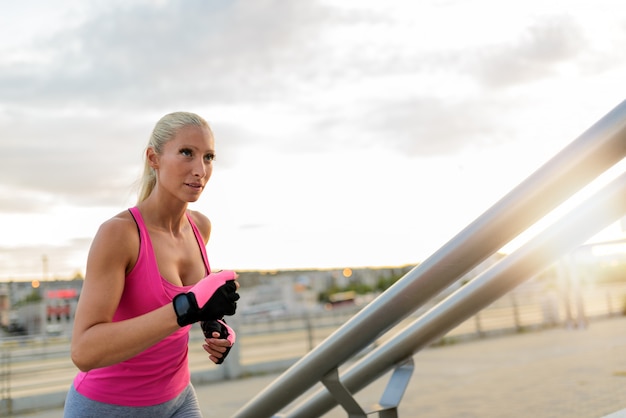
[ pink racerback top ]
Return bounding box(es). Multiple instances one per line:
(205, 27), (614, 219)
(72, 207), (210, 406)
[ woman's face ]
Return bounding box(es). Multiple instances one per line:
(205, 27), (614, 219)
(151, 125), (215, 203)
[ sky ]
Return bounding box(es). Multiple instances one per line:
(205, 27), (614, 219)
(0, 0), (625, 280)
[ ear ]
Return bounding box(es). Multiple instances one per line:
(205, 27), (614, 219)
(146, 147), (159, 169)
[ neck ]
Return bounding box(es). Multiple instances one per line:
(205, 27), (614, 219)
(137, 195), (189, 234)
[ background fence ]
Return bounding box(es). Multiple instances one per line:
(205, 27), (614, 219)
(1, 280), (625, 416)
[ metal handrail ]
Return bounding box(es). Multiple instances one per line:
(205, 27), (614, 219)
(234, 99), (626, 417)
(286, 170), (626, 417)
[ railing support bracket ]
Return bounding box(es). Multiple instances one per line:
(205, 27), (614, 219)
(322, 357), (415, 417)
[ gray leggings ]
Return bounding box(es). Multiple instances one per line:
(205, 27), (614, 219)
(63, 383), (202, 418)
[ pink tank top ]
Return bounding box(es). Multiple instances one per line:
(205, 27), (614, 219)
(73, 207), (211, 406)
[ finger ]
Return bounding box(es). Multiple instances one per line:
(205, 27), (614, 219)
(204, 338), (229, 347)
(203, 342), (226, 353)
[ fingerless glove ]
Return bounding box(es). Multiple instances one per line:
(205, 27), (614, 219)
(201, 319), (236, 364)
(173, 271), (240, 327)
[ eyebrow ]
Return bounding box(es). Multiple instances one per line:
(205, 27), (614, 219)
(179, 144), (215, 154)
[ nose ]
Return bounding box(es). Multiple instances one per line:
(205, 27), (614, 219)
(193, 157), (207, 178)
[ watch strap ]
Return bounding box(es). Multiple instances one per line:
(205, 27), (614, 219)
(173, 293), (200, 327)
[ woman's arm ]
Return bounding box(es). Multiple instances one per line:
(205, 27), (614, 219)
(70, 213), (179, 372)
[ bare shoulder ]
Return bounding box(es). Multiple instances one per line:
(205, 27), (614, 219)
(97, 210), (139, 241)
(188, 209), (211, 243)
(89, 210), (139, 271)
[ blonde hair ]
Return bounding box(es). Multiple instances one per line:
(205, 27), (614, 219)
(137, 112), (212, 203)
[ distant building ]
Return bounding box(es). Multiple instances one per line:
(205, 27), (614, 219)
(236, 265), (416, 317)
(1, 278), (83, 336)
(0, 282), (9, 327)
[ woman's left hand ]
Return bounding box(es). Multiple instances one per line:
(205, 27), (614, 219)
(202, 320), (236, 364)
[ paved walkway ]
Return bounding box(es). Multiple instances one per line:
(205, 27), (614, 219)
(17, 316), (626, 417)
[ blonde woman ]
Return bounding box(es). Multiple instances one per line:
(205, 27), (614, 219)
(64, 112), (239, 417)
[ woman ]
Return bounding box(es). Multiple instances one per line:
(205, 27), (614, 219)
(64, 112), (239, 417)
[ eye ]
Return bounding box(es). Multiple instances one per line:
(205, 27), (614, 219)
(204, 153), (215, 162)
(180, 148), (193, 157)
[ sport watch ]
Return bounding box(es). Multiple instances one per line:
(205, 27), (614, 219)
(173, 293), (198, 326)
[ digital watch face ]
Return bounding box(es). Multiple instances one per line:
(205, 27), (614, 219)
(174, 294), (191, 316)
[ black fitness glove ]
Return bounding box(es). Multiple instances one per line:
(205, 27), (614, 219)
(201, 319), (236, 364)
(172, 271), (240, 327)
(199, 280), (240, 320)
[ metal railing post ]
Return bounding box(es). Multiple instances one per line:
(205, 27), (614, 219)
(234, 100), (626, 418)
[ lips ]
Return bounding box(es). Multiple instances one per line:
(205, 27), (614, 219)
(185, 182), (203, 190)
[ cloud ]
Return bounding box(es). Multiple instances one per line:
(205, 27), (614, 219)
(0, 237), (90, 280)
(0, 1), (343, 214)
(0, 1), (334, 108)
(359, 97), (504, 154)
(1, 1), (626, 278)
(0, 109), (145, 213)
(0, 2), (612, 215)
(469, 16), (586, 88)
